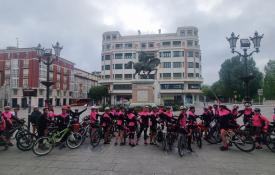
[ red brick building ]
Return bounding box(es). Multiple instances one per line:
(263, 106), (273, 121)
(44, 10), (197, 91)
(0, 46), (97, 108)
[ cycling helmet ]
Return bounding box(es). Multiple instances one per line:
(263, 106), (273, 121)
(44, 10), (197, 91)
(189, 106), (195, 110)
(254, 108), (261, 113)
(180, 106), (188, 110)
(244, 102), (252, 107)
(105, 107), (110, 111)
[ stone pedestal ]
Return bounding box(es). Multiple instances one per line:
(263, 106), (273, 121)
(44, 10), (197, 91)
(131, 79), (155, 103)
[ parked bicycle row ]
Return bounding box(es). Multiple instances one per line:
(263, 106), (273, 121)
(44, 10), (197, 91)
(0, 103), (275, 157)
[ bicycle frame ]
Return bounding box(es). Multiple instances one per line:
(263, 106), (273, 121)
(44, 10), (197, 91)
(49, 128), (70, 144)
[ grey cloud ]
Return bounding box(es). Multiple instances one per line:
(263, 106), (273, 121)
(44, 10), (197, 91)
(0, 0), (274, 84)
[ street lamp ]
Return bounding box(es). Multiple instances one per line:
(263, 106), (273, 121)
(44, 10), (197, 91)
(226, 31), (263, 102)
(36, 42), (63, 107)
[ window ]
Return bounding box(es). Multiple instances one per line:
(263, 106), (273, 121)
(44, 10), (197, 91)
(188, 62), (194, 68)
(125, 43), (132, 48)
(115, 53), (123, 59)
(102, 66), (104, 71)
(39, 89), (43, 96)
(105, 75), (110, 79)
(173, 73), (182, 78)
(13, 89), (18, 95)
(160, 51), (171, 58)
(195, 41), (198, 46)
(124, 53), (132, 59)
(149, 42), (154, 48)
(196, 73), (200, 77)
(162, 41), (171, 47)
(106, 44), (111, 50)
(105, 65), (110, 70)
(105, 55), (111, 60)
(115, 64), (123, 69)
(188, 84), (201, 89)
(187, 40), (193, 47)
(163, 62), (171, 68)
(188, 51), (193, 57)
(194, 30), (198, 36)
(187, 30), (193, 36)
(11, 78), (18, 88)
(112, 35), (117, 39)
(195, 52), (200, 57)
(173, 51), (184, 57)
(188, 73), (194, 77)
(113, 84), (132, 90)
(141, 43), (146, 48)
(180, 30), (185, 36)
(173, 62), (182, 68)
(133, 53), (136, 59)
(124, 63), (132, 69)
(196, 63), (200, 68)
(160, 84), (184, 89)
(106, 35), (111, 40)
(114, 74), (123, 79)
(124, 74), (132, 79)
(115, 44), (123, 49)
(163, 73), (171, 79)
(101, 56), (104, 61)
(173, 41), (181, 46)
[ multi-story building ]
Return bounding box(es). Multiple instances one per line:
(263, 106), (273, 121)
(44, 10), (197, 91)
(100, 26), (203, 105)
(0, 46), (98, 108)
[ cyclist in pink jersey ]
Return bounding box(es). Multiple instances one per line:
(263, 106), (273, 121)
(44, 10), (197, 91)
(127, 107), (137, 147)
(2, 106), (14, 146)
(149, 107), (159, 145)
(137, 106), (150, 145)
(252, 108), (270, 149)
(114, 107), (126, 146)
(101, 107), (112, 144)
(0, 113), (8, 146)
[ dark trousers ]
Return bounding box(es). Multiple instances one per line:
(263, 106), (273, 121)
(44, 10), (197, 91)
(137, 125), (148, 140)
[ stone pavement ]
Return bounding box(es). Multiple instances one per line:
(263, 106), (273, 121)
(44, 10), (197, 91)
(0, 135), (275, 175)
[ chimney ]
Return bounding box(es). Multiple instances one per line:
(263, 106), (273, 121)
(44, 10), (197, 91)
(138, 30), (141, 35)
(158, 29), (161, 34)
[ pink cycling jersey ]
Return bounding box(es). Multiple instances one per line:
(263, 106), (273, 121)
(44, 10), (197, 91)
(90, 111), (98, 123)
(2, 111), (13, 125)
(252, 114), (270, 128)
(179, 112), (187, 128)
(127, 113), (136, 126)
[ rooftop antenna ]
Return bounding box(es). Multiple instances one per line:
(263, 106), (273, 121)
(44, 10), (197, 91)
(16, 37), (19, 48)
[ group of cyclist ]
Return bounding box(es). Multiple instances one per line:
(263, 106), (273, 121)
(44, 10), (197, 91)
(1, 102), (275, 152)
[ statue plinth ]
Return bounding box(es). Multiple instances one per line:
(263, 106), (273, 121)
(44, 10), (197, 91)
(131, 79), (155, 103)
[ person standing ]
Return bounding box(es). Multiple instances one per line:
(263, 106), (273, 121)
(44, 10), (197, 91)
(137, 106), (150, 145)
(37, 108), (50, 138)
(101, 107), (112, 144)
(30, 107), (42, 134)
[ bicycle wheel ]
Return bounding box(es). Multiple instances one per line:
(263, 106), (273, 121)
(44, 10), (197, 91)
(178, 134), (188, 157)
(32, 137), (53, 156)
(66, 132), (83, 149)
(16, 133), (36, 151)
(233, 133), (255, 152)
(196, 131), (202, 149)
(266, 133), (275, 153)
(90, 129), (101, 147)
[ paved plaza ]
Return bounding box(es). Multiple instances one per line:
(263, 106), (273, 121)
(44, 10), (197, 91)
(0, 105), (274, 175)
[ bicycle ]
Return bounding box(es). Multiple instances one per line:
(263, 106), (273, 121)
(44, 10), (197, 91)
(224, 128), (255, 152)
(32, 121), (83, 156)
(192, 125), (202, 148)
(90, 121), (103, 147)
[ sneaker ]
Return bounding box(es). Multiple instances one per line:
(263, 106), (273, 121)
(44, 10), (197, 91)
(114, 142), (118, 146)
(220, 146), (228, 151)
(144, 141), (148, 145)
(150, 142), (154, 145)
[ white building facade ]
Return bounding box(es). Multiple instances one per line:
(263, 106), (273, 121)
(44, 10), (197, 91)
(100, 27), (203, 106)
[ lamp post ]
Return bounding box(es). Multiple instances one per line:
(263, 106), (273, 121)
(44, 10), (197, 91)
(226, 31), (263, 102)
(36, 42), (63, 107)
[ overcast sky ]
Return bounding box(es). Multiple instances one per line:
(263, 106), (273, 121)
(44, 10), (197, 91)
(0, 0), (274, 84)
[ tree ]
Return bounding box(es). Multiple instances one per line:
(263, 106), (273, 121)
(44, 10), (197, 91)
(263, 60), (275, 100)
(219, 56), (263, 99)
(88, 86), (109, 104)
(201, 85), (215, 100)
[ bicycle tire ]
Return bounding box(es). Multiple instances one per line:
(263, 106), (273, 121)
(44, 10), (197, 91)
(90, 130), (101, 147)
(66, 132), (83, 149)
(32, 137), (53, 156)
(266, 133), (275, 153)
(233, 133), (255, 152)
(16, 133), (36, 151)
(178, 134), (187, 157)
